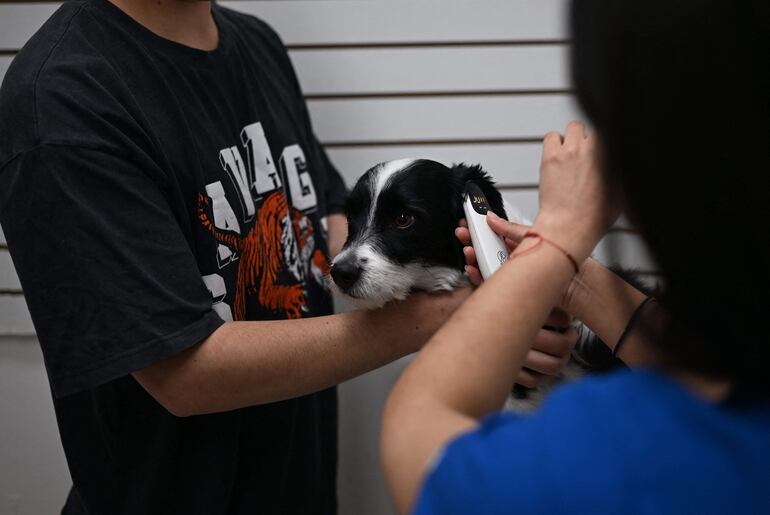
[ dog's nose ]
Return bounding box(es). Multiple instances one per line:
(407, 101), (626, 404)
(330, 259), (362, 292)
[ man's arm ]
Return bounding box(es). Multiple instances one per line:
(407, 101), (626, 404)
(134, 285), (470, 417)
(134, 206), (469, 417)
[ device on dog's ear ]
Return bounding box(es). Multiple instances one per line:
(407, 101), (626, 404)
(463, 182), (510, 279)
(451, 163), (508, 220)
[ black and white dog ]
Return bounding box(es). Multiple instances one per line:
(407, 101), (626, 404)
(329, 158), (510, 309)
(329, 158), (630, 408)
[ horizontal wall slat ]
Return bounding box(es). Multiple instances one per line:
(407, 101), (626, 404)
(0, 3), (59, 51)
(221, 0), (569, 47)
(329, 143), (542, 188)
(309, 95), (582, 144)
(1, 1), (569, 52)
(0, 55), (12, 85)
(1, 46), (569, 98)
(292, 45), (569, 96)
(0, 295), (34, 335)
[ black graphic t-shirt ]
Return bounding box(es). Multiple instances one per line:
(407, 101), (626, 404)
(0, 1), (347, 513)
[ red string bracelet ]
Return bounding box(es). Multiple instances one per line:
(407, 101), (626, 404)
(520, 231), (580, 274)
(510, 235), (544, 259)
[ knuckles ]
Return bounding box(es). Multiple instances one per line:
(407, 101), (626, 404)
(540, 356), (564, 376)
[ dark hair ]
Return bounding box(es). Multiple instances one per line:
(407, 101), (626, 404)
(570, 0), (770, 392)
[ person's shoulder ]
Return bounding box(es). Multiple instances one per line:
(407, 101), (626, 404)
(0, 0), (96, 100)
(216, 5), (287, 54)
(215, 5), (303, 96)
(420, 373), (770, 515)
(0, 1), (123, 157)
(0, 2), (90, 157)
(0, 1), (135, 163)
(415, 371), (686, 515)
(447, 371), (680, 479)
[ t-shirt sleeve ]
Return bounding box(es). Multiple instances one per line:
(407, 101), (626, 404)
(0, 144), (225, 398)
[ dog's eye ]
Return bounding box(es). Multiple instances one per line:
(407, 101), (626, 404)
(393, 213), (415, 229)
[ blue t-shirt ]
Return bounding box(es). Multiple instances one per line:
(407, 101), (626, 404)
(415, 370), (770, 515)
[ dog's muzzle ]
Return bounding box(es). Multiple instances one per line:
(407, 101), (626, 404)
(330, 256), (362, 293)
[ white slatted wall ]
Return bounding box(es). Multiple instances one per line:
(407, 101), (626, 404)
(0, 2), (656, 514)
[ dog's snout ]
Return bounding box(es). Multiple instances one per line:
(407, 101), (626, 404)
(330, 258), (362, 292)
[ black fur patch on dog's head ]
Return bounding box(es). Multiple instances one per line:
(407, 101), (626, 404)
(330, 159), (507, 307)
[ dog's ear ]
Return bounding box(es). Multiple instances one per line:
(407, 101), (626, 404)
(450, 163), (508, 220)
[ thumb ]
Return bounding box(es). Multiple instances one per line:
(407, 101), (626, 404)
(486, 211), (528, 243)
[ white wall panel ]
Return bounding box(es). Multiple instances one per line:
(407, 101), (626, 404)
(1, 46), (569, 98)
(328, 143), (542, 187)
(0, 3), (59, 50)
(221, 0), (569, 46)
(501, 188), (540, 222)
(0, 337), (71, 515)
(293, 45), (569, 96)
(0, 296), (34, 335)
(309, 94), (581, 143)
(0, 56), (13, 86)
(0, 251), (21, 291)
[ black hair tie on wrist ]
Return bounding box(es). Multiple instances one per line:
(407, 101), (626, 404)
(613, 297), (657, 358)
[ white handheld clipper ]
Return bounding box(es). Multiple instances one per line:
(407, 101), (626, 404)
(462, 182), (510, 279)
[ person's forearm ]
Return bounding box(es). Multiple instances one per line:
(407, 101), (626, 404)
(134, 290), (467, 416)
(382, 238), (579, 513)
(563, 258), (660, 365)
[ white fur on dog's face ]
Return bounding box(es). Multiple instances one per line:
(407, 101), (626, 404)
(331, 242), (466, 308)
(330, 159), (468, 308)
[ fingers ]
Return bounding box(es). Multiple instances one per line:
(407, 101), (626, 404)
(531, 325), (578, 358)
(460, 245), (484, 285)
(564, 120), (587, 148)
(517, 325), (578, 387)
(464, 265), (483, 286)
(525, 349), (568, 376)
(457, 224), (519, 254)
(543, 130), (563, 155)
(454, 226), (471, 246)
(515, 368), (543, 388)
(486, 212), (529, 243)
(543, 308), (572, 330)
(455, 231), (482, 285)
(462, 245), (478, 267)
